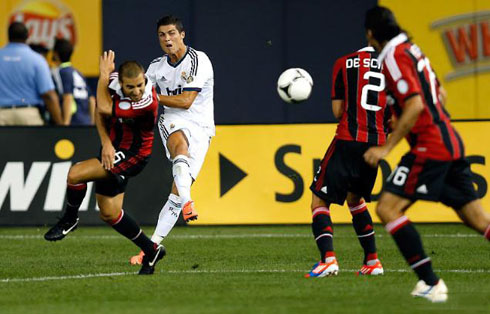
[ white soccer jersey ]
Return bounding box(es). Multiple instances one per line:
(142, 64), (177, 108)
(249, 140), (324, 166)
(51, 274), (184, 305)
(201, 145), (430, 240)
(146, 46), (215, 136)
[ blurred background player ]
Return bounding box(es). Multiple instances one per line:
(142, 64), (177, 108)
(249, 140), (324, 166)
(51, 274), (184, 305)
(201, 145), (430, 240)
(52, 38), (96, 125)
(0, 22), (62, 126)
(364, 6), (490, 302)
(130, 15), (215, 265)
(44, 50), (165, 275)
(305, 46), (391, 278)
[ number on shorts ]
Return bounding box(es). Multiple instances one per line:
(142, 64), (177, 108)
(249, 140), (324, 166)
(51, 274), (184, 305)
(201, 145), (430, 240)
(360, 71), (385, 112)
(388, 166), (410, 186)
(114, 151), (126, 164)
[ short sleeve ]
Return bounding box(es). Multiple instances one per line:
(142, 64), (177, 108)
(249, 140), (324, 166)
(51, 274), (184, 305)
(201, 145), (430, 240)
(34, 55), (55, 94)
(331, 58), (345, 100)
(146, 60), (159, 87)
(183, 52), (212, 92)
(383, 51), (421, 106)
(59, 68), (74, 95)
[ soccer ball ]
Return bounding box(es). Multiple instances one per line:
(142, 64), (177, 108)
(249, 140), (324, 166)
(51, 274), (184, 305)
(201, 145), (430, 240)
(277, 68), (313, 103)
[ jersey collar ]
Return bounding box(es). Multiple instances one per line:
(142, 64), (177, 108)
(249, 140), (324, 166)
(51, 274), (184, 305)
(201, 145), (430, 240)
(378, 33), (408, 63)
(357, 46), (375, 52)
(167, 46), (189, 68)
(60, 62), (72, 68)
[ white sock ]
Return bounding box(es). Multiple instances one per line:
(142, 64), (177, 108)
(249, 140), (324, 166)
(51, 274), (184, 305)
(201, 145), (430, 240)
(172, 155), (192, 204)
(152, 194), (182, 243)
(325, 256), (336, 263)
(366, 259), (379, 266)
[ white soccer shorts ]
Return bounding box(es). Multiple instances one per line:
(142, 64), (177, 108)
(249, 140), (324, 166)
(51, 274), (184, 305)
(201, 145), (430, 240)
(157, 115), (211, 179)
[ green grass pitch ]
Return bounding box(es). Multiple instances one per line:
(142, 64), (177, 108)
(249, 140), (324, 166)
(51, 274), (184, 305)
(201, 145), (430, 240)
(0, 224), (488, 314)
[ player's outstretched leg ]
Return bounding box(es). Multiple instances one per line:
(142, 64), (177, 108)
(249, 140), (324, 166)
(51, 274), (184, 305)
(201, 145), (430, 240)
(348, 199), (383, 275)
(305, 199), (338, 278)
(172, 155), (198, 222)
(107, 209), (166, 275)
(130, 193), (182, 265)
(44, 182), (86, 241)
(377, 192), (447, 302)
(456, 199), (490, 242)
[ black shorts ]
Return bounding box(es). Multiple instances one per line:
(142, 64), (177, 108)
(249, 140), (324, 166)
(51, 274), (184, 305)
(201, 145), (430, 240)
(310, 139), (378, 205)
(384, 153), (478, 210)
(95, 148), (149, 197)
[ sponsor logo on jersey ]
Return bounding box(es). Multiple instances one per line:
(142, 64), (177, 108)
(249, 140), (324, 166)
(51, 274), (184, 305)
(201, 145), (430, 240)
(431, 11), (490, 80)
(8, 0), (77, 49)
(119, 101), (131, 110)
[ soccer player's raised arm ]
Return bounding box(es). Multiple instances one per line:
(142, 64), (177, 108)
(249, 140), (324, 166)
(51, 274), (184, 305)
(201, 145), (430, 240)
(97, 50), (115, 116)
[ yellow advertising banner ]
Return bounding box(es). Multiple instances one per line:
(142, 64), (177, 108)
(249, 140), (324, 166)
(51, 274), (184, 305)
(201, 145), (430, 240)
(0, 0), (101, 76)
(192, 122), (490, 224)
(380, 0), (490, 119)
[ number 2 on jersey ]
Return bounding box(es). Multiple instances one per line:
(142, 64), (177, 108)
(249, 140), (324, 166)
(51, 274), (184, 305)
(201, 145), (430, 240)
(360, 71), (385, 112)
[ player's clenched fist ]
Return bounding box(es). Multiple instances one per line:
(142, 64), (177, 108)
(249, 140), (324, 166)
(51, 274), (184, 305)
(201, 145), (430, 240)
(363, 146), (389, 168)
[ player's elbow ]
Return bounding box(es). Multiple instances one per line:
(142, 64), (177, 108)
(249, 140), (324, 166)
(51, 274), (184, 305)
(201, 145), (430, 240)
(181, 98), (193, 109)
(96, 101), (112, 116)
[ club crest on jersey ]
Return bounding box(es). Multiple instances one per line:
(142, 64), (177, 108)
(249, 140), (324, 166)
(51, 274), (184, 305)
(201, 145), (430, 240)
(170, 123), (175, 129)
(181, 71), (194, 83)
(119, 101), (131, 110)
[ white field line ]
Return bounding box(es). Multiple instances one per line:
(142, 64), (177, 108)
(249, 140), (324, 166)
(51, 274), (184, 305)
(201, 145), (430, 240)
(1, 268), (489, 283)
(0, 233), (481, 240)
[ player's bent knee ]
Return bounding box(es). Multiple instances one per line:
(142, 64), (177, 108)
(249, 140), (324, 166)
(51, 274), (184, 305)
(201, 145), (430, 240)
(67, 165), (83, 185)
(98, 210), (118, 223)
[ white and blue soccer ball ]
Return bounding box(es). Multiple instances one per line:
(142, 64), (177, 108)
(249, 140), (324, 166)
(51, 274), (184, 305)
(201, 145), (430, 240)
(277, 68), (313, 103)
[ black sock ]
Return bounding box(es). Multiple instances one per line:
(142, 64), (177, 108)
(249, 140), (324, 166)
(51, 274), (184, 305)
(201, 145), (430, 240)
(64, 183), (87, 220)
(349, 202), (377, 264)
(109, 210), (155, 255)
(311, 206), (334, 262)
(387, 216), (439, 285)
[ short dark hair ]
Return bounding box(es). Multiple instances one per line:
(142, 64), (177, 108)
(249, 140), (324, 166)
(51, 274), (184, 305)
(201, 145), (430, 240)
(156, 15), (184, 33)
(29, 43), (49, 56)
(118, 61), (145, 80)
(8, 22), (28, 42)
(53, 38), (73, 63)
(365, 6), (401, 43)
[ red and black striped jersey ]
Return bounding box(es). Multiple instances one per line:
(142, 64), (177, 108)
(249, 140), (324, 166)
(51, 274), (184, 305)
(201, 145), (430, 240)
(106, 72), (159, 158)
(331, 47), (391, 145)
(379, 33), (464, 161)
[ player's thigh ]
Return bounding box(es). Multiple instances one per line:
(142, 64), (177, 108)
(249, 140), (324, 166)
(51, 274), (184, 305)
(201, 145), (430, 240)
(310, 139), (348, 205)
(187, 132), (211, 179)
(96, 193), (124, 221)
(346, 192), (364, 206)
(158, 116), (190, 159)
(167, 130), (189, 158)
(440, 158), (478, 210)
(456, 199), (490, 233)
(376, 191), (413, 223)
(68, 158), (111, 184)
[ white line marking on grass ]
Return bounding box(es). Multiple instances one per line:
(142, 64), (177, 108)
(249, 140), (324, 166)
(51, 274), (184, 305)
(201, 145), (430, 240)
(0, 233), (481, 240)
(1, 268), (489, 283)
(0, 272), (135, 283)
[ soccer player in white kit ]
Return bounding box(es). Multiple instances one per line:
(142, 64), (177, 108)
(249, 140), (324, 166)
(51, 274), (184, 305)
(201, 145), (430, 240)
(130, 15), (215, 265)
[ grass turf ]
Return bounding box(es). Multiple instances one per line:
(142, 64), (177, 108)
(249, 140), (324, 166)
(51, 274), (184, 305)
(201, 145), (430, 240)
(0, 224), (488, 314)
